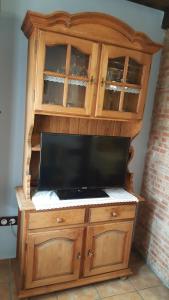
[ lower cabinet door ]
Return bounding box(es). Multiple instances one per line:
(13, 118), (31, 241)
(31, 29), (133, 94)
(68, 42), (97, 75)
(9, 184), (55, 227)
(25, 227), (84, 288)
(84, 221), (133, 277)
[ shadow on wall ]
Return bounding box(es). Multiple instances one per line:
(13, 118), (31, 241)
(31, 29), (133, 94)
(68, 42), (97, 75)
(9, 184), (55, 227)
(0, 12), (26, 216)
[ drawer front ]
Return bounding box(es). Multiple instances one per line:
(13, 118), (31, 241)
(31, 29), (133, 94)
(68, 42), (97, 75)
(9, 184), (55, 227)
(28, 208), (85, 229)
(89, 204), (136, 223)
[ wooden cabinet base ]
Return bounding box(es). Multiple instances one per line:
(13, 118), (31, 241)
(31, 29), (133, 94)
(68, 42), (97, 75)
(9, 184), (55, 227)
(12, 259), (132, 299)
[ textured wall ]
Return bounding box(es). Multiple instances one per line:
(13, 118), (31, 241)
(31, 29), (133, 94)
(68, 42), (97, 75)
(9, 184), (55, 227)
(135, 30), (169, 288)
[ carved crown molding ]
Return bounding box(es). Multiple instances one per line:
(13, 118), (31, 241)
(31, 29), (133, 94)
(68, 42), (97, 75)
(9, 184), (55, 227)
(22, 11), (162, 54)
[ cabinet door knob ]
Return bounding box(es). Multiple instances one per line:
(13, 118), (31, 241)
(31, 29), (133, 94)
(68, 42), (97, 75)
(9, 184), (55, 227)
(111, 211), (118, 217)
(76, 252), (81, 260)
(56, 217), (64, 223)
(90, 76), (95, 84)
(101, 78), (105, 87)
(88, 249), (94, 257)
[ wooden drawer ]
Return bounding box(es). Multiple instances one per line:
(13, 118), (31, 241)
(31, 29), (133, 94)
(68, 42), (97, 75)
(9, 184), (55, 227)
(89, 204), (136, 223)
(28, 208), (85, 229)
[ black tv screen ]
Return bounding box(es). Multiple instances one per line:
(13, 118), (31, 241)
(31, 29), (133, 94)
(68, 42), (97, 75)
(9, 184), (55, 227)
(39, 133), (130, 191)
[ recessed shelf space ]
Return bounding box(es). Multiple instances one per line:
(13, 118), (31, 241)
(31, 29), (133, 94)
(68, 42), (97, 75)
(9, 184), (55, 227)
(105, 84), (140, 94)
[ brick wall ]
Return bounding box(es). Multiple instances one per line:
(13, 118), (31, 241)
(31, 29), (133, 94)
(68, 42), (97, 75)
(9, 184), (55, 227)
(135, 30), (169, 287)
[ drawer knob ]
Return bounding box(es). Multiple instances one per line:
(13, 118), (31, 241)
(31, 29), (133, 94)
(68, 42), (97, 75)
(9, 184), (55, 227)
(88, 249), (94, 257)
(56, 217), (64, 223)
(111, 211), (118, 217)
(76, 252), (81, 260)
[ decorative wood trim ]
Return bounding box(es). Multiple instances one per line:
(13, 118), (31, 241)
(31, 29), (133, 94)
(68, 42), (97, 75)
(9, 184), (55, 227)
(21, 11), (162, 54)
(83, 221), (133, 276)
(16, 187), (35, 211)
(33, 115), (143, 140)
(25, 228), (84, 288)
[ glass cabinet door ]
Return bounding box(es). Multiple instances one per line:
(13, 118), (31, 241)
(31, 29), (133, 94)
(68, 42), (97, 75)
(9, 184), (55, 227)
(95, 45), (151, 119)
(35, 32), (98, 116)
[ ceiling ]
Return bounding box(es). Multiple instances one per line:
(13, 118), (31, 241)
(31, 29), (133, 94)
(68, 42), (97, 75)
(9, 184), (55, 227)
(127, 0), (169, 28)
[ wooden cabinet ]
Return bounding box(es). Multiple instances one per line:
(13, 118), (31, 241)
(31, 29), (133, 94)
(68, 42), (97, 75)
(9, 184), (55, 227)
(14, 10), (161, 299)
(89, 204), (136, 223)
(25, 220), (133, 289)
(22, 11), (160, 122)
(84, 221), (133, 276)
(96, 45), (151, 119)
(35, 32), (151, 119)
(15, 200), (137, 298)
(25, 227), (84, 288)
(35, 32), (98, 116)
(34, 32), (151, 120)
(20, 11), (161, 199)
(28, 208), (85, 229)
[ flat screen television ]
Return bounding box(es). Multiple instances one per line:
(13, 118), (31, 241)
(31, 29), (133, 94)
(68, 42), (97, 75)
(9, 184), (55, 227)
(39, 132), (130, 198)
(38, 133), (130, 199)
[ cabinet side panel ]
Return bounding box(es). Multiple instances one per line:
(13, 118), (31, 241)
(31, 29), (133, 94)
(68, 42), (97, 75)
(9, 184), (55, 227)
(22, 30), (38, 198)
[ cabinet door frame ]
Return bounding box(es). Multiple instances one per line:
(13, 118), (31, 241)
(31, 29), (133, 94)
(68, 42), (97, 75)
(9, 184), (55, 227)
(35, 30), (99, 116)
(83, 221), (133, 277)
(25, 227), (84, 288)
(95, 45), (151, 120)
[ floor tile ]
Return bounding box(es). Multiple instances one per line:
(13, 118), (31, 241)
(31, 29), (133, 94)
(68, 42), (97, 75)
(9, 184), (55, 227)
(0, 260), (10, 283)
(138, 285), (169, 300)
(31, 293), (58, 299)
(104, 291), (143, 300)
(129, 265), (161, 290)
(95, 279), (135, 298)
(10, 281), (19, 300)
(0, 282), (10, 300)
(57, 286), (100, 300)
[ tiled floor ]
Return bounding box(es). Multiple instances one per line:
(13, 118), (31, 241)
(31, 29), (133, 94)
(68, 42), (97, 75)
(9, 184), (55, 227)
(0, 252), (169, 300)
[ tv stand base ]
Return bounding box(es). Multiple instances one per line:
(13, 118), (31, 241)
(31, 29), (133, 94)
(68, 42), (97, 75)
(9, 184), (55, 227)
(56, 188), (109, 200)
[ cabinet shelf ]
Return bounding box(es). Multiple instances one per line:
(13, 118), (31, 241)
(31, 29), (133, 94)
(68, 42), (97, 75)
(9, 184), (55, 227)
(105, 84), (140, 94)
(44, 75), (88, 87)
(44, 70), (89, 87)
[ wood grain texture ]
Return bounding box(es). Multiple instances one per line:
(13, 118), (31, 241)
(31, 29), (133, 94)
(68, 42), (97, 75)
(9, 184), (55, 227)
(22, 31), (38, 198)
(21, 11), (161, 54)
(34, 31), (99, 116)
(83, 221), (133, 276)
(33, 115), (142, 139)
(16, 187), (35, 211)
(28, 209), (85, 229)
(89, 204), (136, 223)
(95, 45), (152, 120)
(25, 227), (84, 288)
(12, 257), (132, 299)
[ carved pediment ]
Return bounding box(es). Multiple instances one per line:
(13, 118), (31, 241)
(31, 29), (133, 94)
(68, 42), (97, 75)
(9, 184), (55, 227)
(22, 11), (162, 54)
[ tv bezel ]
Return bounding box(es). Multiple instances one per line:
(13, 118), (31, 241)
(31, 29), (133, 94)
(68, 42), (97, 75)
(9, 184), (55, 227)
(38, 132), (131, 191)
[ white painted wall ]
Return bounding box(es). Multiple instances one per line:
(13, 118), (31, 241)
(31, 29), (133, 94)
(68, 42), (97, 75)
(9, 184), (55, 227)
(0, 0), (164, 258)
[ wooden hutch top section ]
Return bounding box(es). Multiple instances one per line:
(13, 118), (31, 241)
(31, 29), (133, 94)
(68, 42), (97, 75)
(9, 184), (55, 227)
(22, 11), (161, 54)
(20, 10), (162, 200)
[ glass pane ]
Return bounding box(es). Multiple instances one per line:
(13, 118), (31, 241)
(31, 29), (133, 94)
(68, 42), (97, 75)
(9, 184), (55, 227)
(69, 47), (89, 77)
(43, 76), (64, 105)
(123, 92), (139, 113)
(45, 45), (67, 73)
(106, 57), (125, 82)
(67, 80), (86, 107)
(103, 88), (120, 111)
(127, 58), (143, 84)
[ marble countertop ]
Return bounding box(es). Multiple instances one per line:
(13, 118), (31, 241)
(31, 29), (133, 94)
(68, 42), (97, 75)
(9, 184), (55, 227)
(32, 188), (138, 210)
